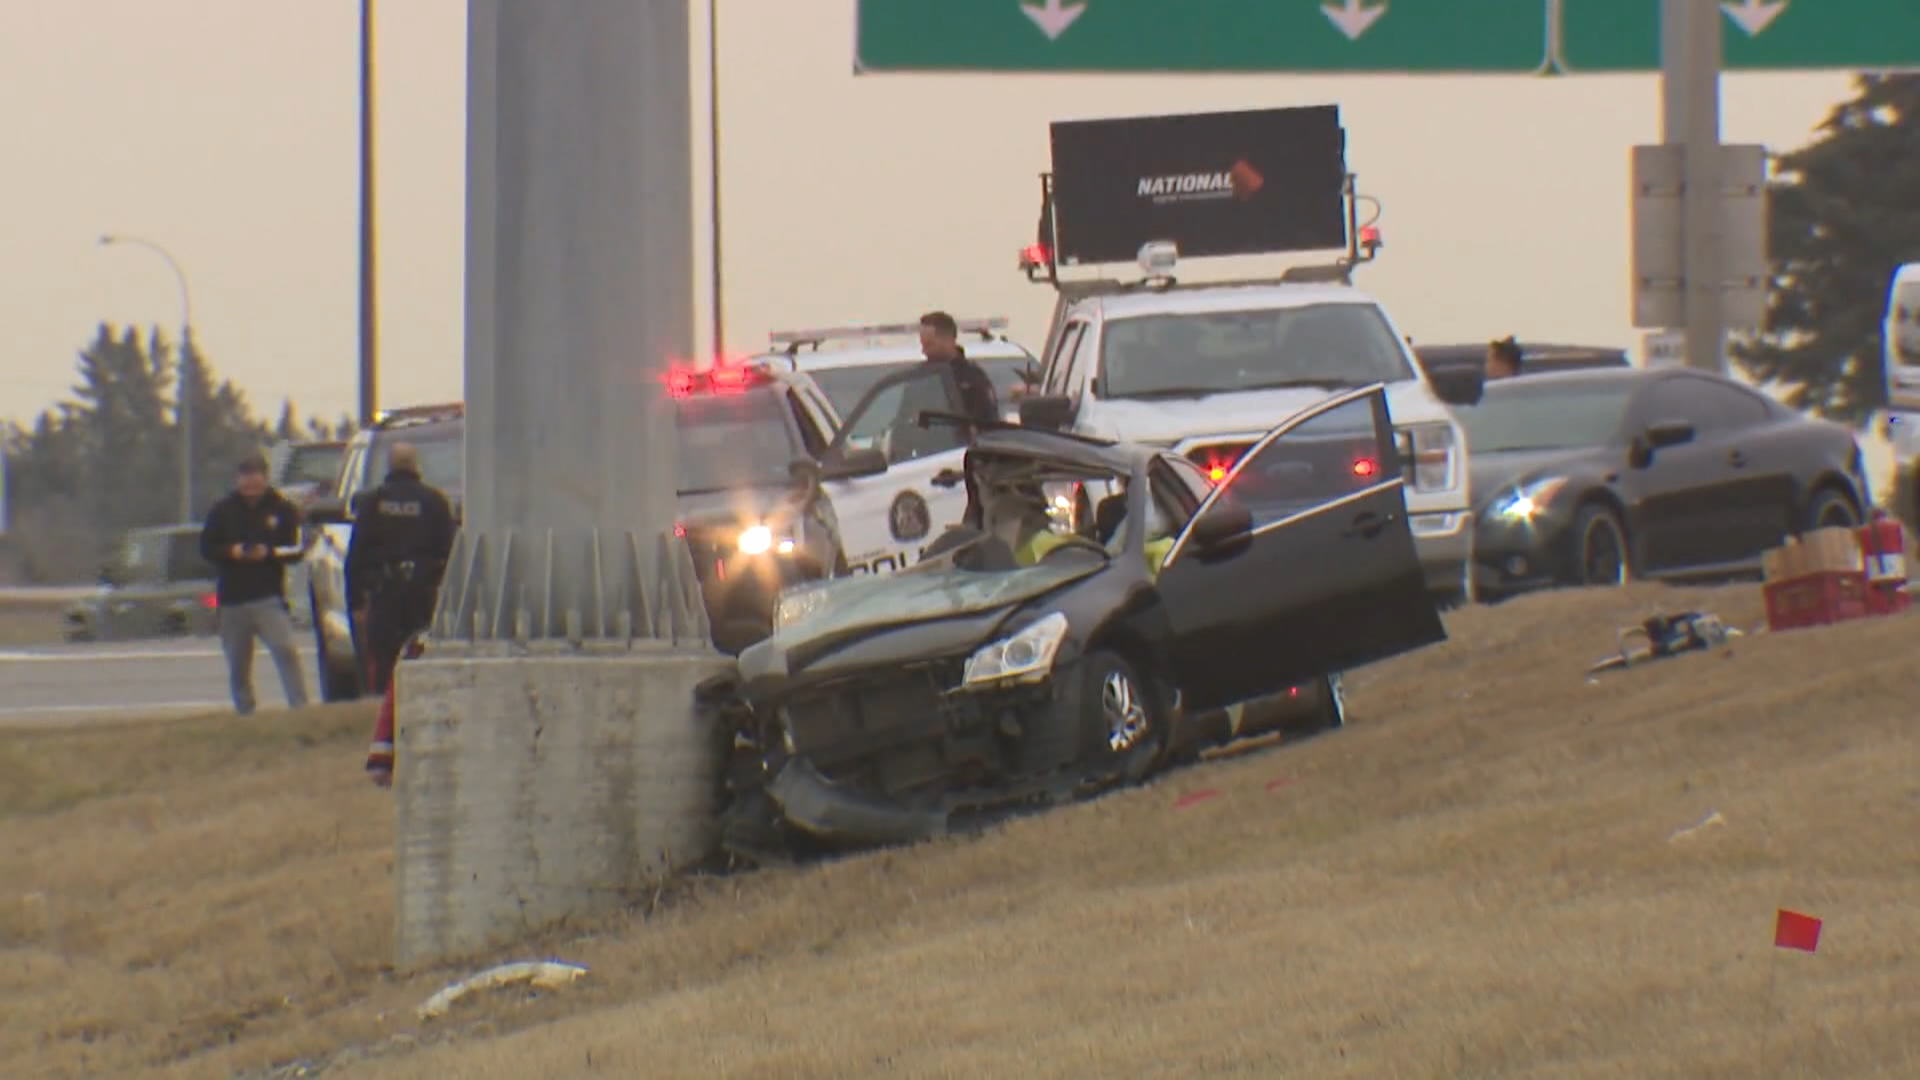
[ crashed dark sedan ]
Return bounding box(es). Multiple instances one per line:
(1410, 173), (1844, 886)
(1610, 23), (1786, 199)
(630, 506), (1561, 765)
(709, 384), (1448, 857)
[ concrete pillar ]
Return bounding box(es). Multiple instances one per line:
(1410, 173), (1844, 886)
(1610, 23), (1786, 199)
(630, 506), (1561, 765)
(391, 0), (724, 968)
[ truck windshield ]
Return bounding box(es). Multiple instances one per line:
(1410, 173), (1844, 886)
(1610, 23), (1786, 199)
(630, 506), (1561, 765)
(1097, 302), (1415, 400)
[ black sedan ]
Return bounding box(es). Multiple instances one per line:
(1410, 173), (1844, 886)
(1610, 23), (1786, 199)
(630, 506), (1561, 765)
(708, 384), (1447, 858)
(1461, 367), (1872, 600)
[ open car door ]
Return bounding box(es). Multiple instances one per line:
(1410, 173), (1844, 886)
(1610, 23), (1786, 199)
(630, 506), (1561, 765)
(1155, 384), (1446, 712)
(819, 364), (975, 573)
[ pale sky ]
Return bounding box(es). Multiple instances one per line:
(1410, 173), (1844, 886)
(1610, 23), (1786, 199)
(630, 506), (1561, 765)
(0, 2), (1862, 438)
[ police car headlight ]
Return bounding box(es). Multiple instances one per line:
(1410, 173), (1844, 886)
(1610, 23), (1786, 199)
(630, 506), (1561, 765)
(962, 612), (1069, 688)
(737, 525), (773, 554)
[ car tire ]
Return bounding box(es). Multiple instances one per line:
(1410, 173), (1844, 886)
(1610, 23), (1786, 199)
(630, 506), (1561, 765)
(1079, 650), (1163, 785)
(1570, 503), (1630, 588)
(1804, 486), (1860, 532)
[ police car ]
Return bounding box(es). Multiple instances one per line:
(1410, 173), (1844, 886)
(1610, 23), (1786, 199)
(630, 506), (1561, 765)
(749, 319), (1045, 577)
(302, 367), (872, 700)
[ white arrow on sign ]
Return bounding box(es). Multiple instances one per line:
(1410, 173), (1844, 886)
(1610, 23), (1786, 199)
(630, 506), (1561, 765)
(1021, 0), (1087, 41)
(1321, 0), (1388, 41)
(1721, 0), (1787, 36)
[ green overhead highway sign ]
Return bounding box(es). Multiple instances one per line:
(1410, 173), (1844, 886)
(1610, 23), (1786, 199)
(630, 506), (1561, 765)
(855, 0), (1920, 76)
(1560, 0), (1920, 73)
(853, 0), (1552, 75)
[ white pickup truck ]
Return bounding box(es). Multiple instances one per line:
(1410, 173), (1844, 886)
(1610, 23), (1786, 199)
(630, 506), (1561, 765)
(1015, 242), (1476, 605)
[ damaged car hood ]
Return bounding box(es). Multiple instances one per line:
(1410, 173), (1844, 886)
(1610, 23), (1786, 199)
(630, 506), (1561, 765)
(738, 556), (1102, 691)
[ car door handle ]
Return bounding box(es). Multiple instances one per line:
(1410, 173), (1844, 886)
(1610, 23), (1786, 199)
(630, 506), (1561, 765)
(1345, 511), (1388, 539)
(1728, 450), (1748, 468)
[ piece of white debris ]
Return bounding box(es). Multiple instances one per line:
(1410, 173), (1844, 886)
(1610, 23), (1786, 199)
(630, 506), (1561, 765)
(1667, 809), (1727, 843)
(417, 960), (589, 1020)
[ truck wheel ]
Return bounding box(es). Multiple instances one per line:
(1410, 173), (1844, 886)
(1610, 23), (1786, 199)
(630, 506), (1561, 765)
(313, 589), (364, 702)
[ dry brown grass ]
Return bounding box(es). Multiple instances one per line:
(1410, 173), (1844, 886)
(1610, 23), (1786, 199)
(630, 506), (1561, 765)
(3, 583), (1918, 1079)
(0, 597), (72, 646)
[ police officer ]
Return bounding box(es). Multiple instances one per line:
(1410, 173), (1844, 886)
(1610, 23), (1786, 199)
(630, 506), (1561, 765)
(344, 441), (456, 697)
(919, 310), (1000, 425)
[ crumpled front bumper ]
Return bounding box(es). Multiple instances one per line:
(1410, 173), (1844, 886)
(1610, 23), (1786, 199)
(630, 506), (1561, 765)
(765, 757), (951, 846)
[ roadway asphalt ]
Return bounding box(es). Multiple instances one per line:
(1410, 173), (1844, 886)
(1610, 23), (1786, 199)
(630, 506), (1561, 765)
(0, 636), (322, 726)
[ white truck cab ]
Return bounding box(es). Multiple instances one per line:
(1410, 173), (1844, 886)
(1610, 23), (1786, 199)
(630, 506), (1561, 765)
(1017, 249), (1475, 605)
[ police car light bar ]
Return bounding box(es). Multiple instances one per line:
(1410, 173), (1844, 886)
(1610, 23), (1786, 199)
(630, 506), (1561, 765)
(373, 402), (465, 427)
(768, 317), (1010, 349)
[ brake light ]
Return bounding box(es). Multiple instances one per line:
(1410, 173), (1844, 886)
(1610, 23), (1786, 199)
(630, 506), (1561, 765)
(1207, 465), (1227, 484)
(200, 593), (217, 609)
(1352, 457), (1377, 478)
(708, 365), (749, 393)
(672, 522), (686, 538)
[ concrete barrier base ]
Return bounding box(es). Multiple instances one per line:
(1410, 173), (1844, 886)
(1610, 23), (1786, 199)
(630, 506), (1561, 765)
(391, 641), (732, 970)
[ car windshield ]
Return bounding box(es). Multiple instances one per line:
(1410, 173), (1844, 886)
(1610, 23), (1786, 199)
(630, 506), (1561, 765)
(1097, 302), (1415, 400)
(1455, 381), (1636, 453)
(808, 355), (1035, 416)
(283, 445), (345, 487)
(676, 388), (802, 494)
(369, 428), (465, 498)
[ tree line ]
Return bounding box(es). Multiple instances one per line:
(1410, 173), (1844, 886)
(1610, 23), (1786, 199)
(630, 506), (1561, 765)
(0, 323), (355, 584)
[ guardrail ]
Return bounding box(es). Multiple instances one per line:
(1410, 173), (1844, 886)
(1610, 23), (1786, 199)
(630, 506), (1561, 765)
(0, 586), (96, 604)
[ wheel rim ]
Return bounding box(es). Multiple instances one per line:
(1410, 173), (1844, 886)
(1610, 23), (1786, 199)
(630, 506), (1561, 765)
(1103, 669), (1150, 753)
(1816, 498), (1857, 529)
(1582, 516), (1627, 586)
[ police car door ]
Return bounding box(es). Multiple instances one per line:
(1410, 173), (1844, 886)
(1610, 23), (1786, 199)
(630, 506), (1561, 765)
(821, 364), (972, 574)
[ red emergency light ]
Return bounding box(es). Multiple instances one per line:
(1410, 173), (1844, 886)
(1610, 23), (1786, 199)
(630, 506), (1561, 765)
(708, 365), (750, 393)
(1352, 457), (1377, 478)
(665, 369), (698, 398)
(199, 592), (218, 609)
(1019, 243), (1052, 269)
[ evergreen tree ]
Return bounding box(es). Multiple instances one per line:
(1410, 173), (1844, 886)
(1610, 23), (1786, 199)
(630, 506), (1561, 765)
(1735, 74), (1920, 422)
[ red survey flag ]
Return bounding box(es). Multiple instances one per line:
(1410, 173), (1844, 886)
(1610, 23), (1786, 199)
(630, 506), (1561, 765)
(1773, 909), (1822, 953)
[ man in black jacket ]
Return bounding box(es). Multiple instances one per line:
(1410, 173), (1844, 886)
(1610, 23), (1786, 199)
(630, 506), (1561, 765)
(344, 441), (456, 697)
(919, 310), (1000, 424)
(200, 452), (311, 715)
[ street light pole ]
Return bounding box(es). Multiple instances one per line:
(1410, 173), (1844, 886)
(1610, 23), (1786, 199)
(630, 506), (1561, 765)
(358, 0), (380, 424)
(707, 0), (724, 359)
(99, 233), (196, 522)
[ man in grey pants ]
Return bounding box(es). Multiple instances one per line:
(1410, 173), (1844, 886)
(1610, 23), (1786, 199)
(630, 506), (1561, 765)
(199, 452), (312, 715)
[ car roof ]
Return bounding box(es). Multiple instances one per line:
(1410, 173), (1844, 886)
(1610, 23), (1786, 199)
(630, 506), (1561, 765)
(753, 339), (1035, 371)
(1414, 342), (1632, 368)
(968, 426), (1155, 474)
(1477, 366), (1662, 394)
(1075, 282), (1377, 321)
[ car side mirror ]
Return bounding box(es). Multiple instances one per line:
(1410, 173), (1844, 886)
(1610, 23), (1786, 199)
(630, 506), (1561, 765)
(789, 458), (823, 489)
(1187, 501), (1254, 559)
(1645, 419), (1695, 449)
(1427, 366), (1485, 407)
(304, 496), (350, 525)
(820, 445), (888, 482)
(1019, 393), (1075, 431)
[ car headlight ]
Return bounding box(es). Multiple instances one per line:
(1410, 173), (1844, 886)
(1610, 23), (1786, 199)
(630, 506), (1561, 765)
(736, 524), (797, 556)
(1490, 477), (1569, 522)
(962, 611), (1069, 688)
(772, 581), (833, 633)
(1395, 422), (1459, 493)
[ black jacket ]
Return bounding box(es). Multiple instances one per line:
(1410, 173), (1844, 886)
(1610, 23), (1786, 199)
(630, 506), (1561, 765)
(343, 468), (457, 609)
(941, 347), (1001, 425)
(199, 488), (305, 607)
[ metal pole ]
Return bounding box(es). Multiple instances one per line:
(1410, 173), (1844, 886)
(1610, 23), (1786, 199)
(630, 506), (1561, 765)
(1661, 0), (1726, 375)
(358, 0), (380, 424)
(707, 0), (724, 359)
(98, 233), (195, 520)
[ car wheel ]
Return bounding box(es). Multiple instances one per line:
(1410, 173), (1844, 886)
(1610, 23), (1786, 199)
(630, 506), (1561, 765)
(1084, 650), (1162, 784)
(1805, 486), (1860, 531)
(1571, 503), (1630, 588)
